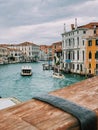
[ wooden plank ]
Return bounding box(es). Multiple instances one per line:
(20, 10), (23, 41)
(0, 76), (98, 130)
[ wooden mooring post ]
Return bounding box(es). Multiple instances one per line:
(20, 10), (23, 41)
(0, 76), (98, 130)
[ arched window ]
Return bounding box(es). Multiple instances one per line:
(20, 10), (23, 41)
(89, 52), (92, 59)
(73, 64), (74, 69)
(77, 50), (79, 60)
(95, 51), (98, 59)
(68, 52), (71, 59)
(80, 64), (82, 71)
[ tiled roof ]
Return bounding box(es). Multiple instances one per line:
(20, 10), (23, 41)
(18, 42), (39, 46)
(52, 41), (62, 45)
(78, 22), (98, 29)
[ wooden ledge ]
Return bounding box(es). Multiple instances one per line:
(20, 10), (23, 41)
(0, 76), (98, 130)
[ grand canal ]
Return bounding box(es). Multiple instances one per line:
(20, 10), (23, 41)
(0, 62), (86, 101)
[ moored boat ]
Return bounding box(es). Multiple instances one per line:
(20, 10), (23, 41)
(53, 72), (64, 79)
(21, 66), (32, 76)
(53, 66), (64, 79)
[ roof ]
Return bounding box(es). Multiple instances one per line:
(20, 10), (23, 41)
(18, 42), (39, 46)
(52, 41), (62, 46)
(83, 34), (98, 39)
(21, 66), (32, 70)
(78, 22), (98, 29)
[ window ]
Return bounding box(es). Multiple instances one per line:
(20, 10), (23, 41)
(89, 64), (91, 68)
(73, 64), (74, 69)
(68, 52), (71, 59)
(96, 64), (98, 69)
(73, 38), (75, 46)
(69, 39), (71, 46)
(89, 70), (91, 74)
(15, 53), (17, 56)
(77, 64), (79, 70)
(80, 64), (82, 71)
(82, 40), (84, 46)
(88, 40), (92, 46)
(82, 51), (84, 61)
(96, 40), (98, 45)
(95, 51), (98, 59)
(83, 30), (86, 34)
(77, 50), (79, 60)
(73, 51), (75, 60)
(94, 29), (96, 34)
(77, 37), (79, 45)
(89, 52), (92, 59)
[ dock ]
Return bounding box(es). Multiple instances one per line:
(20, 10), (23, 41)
(0, 76), (98, 130)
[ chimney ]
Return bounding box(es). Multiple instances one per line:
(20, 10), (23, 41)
(71, 24), (75, 30)
(75, 18), (77, 29)
(64, 23), (66, 33)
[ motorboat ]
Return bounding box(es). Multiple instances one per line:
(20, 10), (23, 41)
(52, 66), (64, 79)
(21, 66), (32, 76)
(53, 72), (64, 79)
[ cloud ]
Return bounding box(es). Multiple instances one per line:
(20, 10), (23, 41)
(0, 0), (98, 44)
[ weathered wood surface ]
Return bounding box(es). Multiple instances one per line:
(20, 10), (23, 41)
(0, 76), (98, 130)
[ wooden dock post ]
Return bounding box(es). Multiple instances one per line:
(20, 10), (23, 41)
(0, 76), (98, 130)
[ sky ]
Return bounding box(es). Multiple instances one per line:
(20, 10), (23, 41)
(0, 0), (98, 45)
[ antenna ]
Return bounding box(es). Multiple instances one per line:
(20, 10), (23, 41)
(75, 18), (77, 29)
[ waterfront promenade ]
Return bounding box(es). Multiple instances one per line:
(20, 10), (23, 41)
(0, 76), (97, 130)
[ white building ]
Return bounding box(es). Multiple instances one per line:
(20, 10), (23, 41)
(62, 22), (98, 74)
(8, 48), (24, 63)
(9, 42), (40, 62)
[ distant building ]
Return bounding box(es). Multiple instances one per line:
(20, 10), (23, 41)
(0, 45), (9, 64)
(62, 22), (98, 75)
(40, 45), (52, 61)
(8, 48), (24, 63)
(52, 41), (62, 66)
(8, 42), (40, 62)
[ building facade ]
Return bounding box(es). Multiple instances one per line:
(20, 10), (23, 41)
(62, 22), (98, 75)
(8, 48), (24, 63)
(9, 42), (40, 62)
(40, 45), (52, 61)
(52, 41), (62, 66)
(85, 36), (98, 75)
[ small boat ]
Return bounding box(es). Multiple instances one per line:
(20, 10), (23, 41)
(53, 72), (64, 79)
(53, 66), (64, 79)
(21, 66), (32, 76)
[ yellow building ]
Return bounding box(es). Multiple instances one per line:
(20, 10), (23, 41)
(85, 36), (98, 75)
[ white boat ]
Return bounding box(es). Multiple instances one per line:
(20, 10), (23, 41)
(53, 72), (64, 79)
(53, 66), (64, 79)
(21, 66), (32, 76)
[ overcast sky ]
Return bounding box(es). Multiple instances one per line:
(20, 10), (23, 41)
(0, 0), (98, 45)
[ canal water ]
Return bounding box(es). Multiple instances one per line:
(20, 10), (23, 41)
(0, 62), (86, 101)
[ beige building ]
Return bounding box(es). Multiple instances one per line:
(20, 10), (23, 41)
(8, 42), (40, 62)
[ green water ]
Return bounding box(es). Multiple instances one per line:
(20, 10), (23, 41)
(0, 62), (86, 101)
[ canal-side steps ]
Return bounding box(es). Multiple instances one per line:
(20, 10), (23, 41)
(0, 76), (98, 130)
